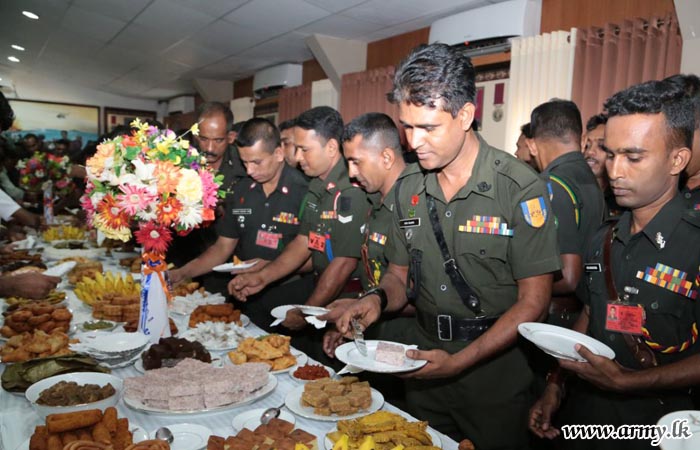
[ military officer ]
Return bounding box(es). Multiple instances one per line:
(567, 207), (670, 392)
(337, 44), (561, 448)
(169, 118), (311, 328)
(583, 114), (622, 217)
(529, 80), (700, 450)
(230, 106), (370, 334)
(527, 99), (605, 327)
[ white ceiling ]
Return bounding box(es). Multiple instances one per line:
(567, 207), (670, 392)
(0, 0), (505, 100)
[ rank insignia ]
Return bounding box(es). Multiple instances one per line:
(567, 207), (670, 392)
(520, 196), (548, 228)
(636, 263), (697, 299)
(282, 186), (289, 194)
(250, 182), (256, 189)
(655, 232), (666, 249)
(321, 211), (337, 220)
(272, 212), (299, 225)
(458, 215), (513, 236)
(326, 182), (336, 191)
(369, 232), (387, 245)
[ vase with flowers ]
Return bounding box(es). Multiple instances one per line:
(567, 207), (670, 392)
(82, 119), (222, 342)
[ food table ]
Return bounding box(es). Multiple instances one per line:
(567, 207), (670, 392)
(0, 241), (459, 450)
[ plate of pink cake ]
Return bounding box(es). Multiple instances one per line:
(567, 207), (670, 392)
(334, 340), (427, 374)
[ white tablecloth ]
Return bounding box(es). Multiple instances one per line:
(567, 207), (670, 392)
(0, 251), (458, 450)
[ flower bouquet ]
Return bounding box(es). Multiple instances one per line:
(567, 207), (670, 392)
(82, 119), (223, 342)
(17, 152), (74, 196)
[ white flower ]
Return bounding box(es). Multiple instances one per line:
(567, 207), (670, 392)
(136, 206), (157, 222)
(132, 159), (155, 182)
(178, 203), (203, 229)
(176, 168), (203, 204)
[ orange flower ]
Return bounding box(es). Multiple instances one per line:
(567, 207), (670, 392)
(157, 196), (182, 226)
(96, 195), (130, 229)
(153, 160), (180, 194)
(202, 208), (215, 222)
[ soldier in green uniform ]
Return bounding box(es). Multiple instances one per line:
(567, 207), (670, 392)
(527, 100), (605, 328)
(666, 74), (700, 210)
(168, 118), (312, 329)
(337, 44), (561, 449)
(529, 80), (700, 450)
(319, 112), (422, 355)
(230, 107), (370, 357)
(583, 114), (622, 217)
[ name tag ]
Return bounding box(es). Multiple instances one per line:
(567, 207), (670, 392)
(584, 263), (602, 272)
(605, 303), (644, 335)
(256, 230), (281, 249)
(399, 218), (421, 228)
(308, 231), (326, 252)
(231, 208), (252, 215)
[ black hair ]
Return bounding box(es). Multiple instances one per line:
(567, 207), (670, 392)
(388, 43), (476, 118)
(279, 119), (296, 132)
(235, 118), (280, 153)
(585, 114), (608, 132)
(0, 92), (14, 132)
(342, 113), (401, 155)
(54, 139), (70, 148)
(665, 74), (700, 130)
(530, 99), (582, 142)
(295, 106), (344, 147)
(24, 133), (38, 141)
(604, 79), (694, 150)
(196, 102), (234, 132)
(232, 121), (246, 135)
(520, 123), (532, 139)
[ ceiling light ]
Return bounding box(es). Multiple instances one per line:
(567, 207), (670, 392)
(22, 11), (39, 20)
(8, 56), (20, 62)
(11, 45), (25, 51)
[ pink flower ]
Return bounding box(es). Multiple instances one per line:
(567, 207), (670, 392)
(199, 169), (219, 209)
(116, 184), (156, 216)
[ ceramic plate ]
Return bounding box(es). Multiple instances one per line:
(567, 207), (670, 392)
(43, 261), (77, 277)
(150, 423), (211, 450)
(270, 304), (330, 320)
(212, 260), (259, 273)
(231, 408), (296, 432)
(124, 373), (277, 415)
(334, 341), (426, 374)
(15, 425), (147, 450)
(225, 349), (307, 374)
(284, 384), (384, 422)
(518, 322), (615, 362)
(324, 427), (441, 450)
(658, 410), (700, 450)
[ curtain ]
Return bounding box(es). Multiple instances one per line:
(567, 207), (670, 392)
(278, 84), (311, 123)
(340, 66), (400, 125)
(571, 14), (682, 125)
(504, 30), (577, 153)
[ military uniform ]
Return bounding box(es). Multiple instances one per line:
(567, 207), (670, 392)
(299, 160), (370, 280)
(681, 184), (700, 211)
(385, 135), (561, 448)
(561, 194), (700, 450)
(216, 164), (313, 330)
(542, 151), (604, 327)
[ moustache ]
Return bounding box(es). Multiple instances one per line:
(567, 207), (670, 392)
(201, 151), (218, 158)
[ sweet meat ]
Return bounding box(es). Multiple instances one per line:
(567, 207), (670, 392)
(374, 342), (406, 366)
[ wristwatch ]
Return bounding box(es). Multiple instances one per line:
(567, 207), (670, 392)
(360, 286), (388, 312)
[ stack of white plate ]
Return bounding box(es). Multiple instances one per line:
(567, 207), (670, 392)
(70, 331), (150, 368)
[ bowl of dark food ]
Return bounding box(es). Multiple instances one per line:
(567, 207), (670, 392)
(139, 336), (212, 371)
(25, 372), (123, 419)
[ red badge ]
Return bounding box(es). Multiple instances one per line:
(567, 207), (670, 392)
(605, 303), (644, 335)
(256, 230), (281, 249)
(308, 231), (326, 252)
(411, 195), (419, 206)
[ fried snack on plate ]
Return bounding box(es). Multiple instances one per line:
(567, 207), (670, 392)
(227, 334), (296, 371)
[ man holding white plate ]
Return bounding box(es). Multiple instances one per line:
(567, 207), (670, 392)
(337, 44), (561, 448)
(530, 80), (700, 450)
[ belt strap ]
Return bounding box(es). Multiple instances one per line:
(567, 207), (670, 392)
(417, 310), (498, 341)
(603, 225), (657, 369)
(426, 195), (485, 317)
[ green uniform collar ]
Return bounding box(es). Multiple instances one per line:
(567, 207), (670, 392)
(542, 150), (586, 174)
(371, 162), (423, 212)
(423, 133), (498, 202)
(614, 193), (685, 250)
(308, 158), (350, 195)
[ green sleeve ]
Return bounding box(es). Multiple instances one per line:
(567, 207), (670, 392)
(328, 187), (370, 259)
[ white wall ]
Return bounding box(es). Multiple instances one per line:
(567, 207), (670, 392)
(476, 79), (510, 152)
(3, 71), (160, 130)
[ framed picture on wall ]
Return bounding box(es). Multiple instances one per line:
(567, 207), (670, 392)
(7, 99), (100, 144)
(104, 107), (158, 134)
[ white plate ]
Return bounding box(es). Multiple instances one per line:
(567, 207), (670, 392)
(124, 373), (277, 415)
(518, 322), (616, 362)
(271, 304), (330, 320)
(225, 349), (307, 374)
(79, 320), (119, 332)
(15, 425), (147, 450)
(135, 356), (223, 373)
(232, 408), (296, 432)
(150, 423), (211, 450)
(179, 323), (250, 352)
(335, 340), (427, 374)
(43, 261), (77, 277)
(324, 427), (442, 450)
(74, 331), (150, 354)
(112, 250), (140, 259)
(284, 384), (384, 422)
(212, 260), (259, 273)
(658, 410), (700, 450)
(289, 364), (337, 383)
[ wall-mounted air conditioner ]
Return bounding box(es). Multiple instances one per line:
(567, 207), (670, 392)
(253, 64), (303, 97)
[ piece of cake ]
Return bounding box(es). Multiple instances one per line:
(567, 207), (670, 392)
(374, 342), (406, 366)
